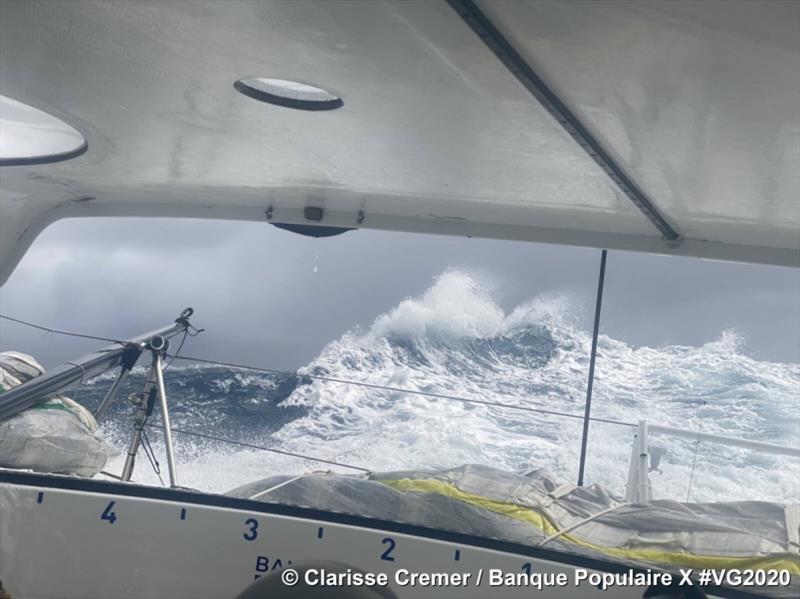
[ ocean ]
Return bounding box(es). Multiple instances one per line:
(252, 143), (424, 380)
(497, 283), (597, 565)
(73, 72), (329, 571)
(75, 271), (799, 503)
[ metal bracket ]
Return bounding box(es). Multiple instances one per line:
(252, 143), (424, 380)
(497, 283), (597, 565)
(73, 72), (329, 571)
(120, 341), (179, 487)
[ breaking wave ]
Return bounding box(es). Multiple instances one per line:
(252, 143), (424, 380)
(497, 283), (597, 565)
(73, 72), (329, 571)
(91, 271), (798, 503)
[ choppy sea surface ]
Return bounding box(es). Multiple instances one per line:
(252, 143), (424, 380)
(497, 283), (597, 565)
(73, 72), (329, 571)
(75, 272), (799, 503)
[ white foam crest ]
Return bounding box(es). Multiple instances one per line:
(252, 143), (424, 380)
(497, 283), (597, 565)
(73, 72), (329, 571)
(368, 270), (506, 342)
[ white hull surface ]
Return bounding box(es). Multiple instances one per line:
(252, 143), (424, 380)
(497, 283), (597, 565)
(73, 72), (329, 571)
(0, 470), (770, 599)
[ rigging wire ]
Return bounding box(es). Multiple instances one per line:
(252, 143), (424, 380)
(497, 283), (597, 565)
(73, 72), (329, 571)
(0, 313), (126, 345)
(144, 422), (371, 473)
(0, 311), (635, 429)
(2, 309), (637, 476)
(7, 311), (795, 508)
(166, 354), (636, 429)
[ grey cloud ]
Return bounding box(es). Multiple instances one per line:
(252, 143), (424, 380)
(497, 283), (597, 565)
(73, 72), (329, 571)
(0, 217), (798, 370)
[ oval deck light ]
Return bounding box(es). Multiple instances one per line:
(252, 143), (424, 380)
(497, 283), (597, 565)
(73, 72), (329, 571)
(234, 78), (343, 111)
(0, 95), (87, 166)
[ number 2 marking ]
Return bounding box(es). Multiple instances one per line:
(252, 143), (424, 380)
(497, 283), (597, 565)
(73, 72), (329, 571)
(243, 518), (259, 541)
(101, 501), (117, 524)
(380, 537), (396, 561)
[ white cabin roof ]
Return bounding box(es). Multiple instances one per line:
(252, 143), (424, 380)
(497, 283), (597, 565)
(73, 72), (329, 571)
(1, 0), (797, 285)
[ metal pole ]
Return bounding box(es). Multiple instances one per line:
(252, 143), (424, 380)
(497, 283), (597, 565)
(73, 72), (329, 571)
(648, 424), (800, 458)
(636, 420), (652, 503)
(94, 367), (131, 421)
(121, 362), (158, 481)
(625, 429), (639, 502)
(95, 346), (143, 421)
(154, 353), (178, 487)
(577, 249), (607, 486)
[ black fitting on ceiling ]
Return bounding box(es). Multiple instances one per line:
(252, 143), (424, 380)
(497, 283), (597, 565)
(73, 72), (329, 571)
(267, 206), (355, 237)
(447, 0), (681, 244)
(304, 206), (324, 222)
(271, 223), (354, 238)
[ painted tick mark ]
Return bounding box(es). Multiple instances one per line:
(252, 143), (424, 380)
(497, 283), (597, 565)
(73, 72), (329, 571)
(36, 492), (44, 504)
(317, 527), (324, 539)
(454, 549), (461, 561)
(180, 508), (186, 520)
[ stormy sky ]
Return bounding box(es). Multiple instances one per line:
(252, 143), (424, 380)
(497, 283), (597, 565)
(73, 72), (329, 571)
(0, 216), (798, 370)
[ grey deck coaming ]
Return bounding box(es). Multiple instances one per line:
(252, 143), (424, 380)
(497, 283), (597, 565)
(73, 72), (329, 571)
(0, 469), (772, 599)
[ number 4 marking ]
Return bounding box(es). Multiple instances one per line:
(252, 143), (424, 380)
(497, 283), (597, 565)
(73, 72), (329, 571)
(101, 501), (117, 524)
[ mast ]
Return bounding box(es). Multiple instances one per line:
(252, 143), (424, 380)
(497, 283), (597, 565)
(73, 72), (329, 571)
(577, 250), (607, 486)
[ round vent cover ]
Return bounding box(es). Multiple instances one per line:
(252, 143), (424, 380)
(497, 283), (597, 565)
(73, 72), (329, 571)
(234, 78), (343, 111)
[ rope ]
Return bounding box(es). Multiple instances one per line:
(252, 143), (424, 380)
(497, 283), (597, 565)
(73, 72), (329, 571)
(248, 474), (307, 500)
(538, 502), (631, 547)
(141, 427), (165, 486)
(145, 423), (370, 473)
(166, 354), (636, 429)
(162, 330), (188, 372)
(63, 361), (88, 384)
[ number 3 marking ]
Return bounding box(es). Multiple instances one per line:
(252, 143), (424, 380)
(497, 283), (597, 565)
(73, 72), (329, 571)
(243, 518), (259, 541)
